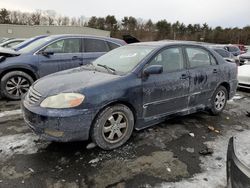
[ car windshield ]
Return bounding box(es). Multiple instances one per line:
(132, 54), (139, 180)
(18, 37), (53, 53)
(92, 45), (156, 74)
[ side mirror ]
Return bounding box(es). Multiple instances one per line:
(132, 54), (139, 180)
(143, 65), (163, 76)
(40, 48), (56, 56)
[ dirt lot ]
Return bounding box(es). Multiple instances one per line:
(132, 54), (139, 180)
(0, 90), (250, 188)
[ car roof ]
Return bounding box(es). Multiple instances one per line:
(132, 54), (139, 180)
(47, 34), (125, 42)
(128, 40), (210, 48)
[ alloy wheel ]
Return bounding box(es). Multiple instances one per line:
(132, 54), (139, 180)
(215, 90), (226, 111)
(102, 112), (128, 144)
(5, 76), (30, 97)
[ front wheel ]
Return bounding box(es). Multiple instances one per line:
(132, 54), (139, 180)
(210, 86), (228, 115)
(0, 71), (34, 100)
(91, 104), (134, 150)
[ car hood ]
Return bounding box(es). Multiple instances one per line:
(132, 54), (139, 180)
(0, 47), (21, 62)
(238, 64), (250, 76)
(33, 68), (120, 96)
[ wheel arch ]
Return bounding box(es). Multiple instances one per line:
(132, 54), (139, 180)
(219, 82), (230, 99)
(90, 100), (137, 137)
(0, 68), (38, 82)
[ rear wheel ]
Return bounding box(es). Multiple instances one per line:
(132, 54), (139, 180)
(1, 71), (34, 100)
(210, 86), (228, 115)
(91, 104), (134, 150)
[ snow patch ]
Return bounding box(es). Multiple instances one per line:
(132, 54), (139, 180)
(0, 109), (21, 118)
(159, 129), (250, 188)
(0, 133), (49, 161)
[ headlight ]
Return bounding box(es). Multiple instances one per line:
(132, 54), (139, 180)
(40, 93), (85, 108)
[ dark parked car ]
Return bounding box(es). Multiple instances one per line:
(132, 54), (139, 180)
(0, 38), (26, 48)
(0, 34), (126, 100)
(224, 45), (241, 56)
(22, 42), (238, 150)
(210, 47), (238, 64)
(227, 137), (250, 188)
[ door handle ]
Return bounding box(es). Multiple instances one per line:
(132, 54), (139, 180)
(72, 56), (80, 60)
(213, 69), (218, 73)
(180, 74), (189, 79)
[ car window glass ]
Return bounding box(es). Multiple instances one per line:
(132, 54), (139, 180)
(85, 39), (109, 52)
(44, 38), (81, 53)
(149, 47), (184, 72)
(186, 47), (211, 68)
(107, 41), (120, 50)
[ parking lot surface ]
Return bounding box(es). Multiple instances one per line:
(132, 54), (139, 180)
(0, 90), (250, 188)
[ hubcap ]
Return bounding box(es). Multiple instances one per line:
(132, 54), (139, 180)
(215, 90), (226, 111)
(5, 76), (30, 97)
(102, 112), (128, 144)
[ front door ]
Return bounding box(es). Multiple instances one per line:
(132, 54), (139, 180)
(142, 47), (190, 119)
(38, 38), (83, 77)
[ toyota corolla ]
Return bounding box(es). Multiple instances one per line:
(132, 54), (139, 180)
(22, 42), (238, 150)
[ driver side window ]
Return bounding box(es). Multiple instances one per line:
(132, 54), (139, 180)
(43, 38), (81, 54)
(148, 47), (184, 72)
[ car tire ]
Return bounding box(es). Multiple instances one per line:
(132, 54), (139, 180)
(209, 86), (228, 115)
(91, 104), (134, 150)
(1, 71), (34, 100)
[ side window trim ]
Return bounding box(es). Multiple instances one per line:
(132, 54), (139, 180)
(209, 54), (218, 65)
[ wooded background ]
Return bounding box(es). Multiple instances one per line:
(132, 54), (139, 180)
(1, 8), (249, 44)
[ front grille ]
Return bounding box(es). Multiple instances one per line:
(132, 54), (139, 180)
(27, 87), (42, 105)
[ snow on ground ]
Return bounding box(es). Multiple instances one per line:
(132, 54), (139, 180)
(159, 129), (250, 188)
(0, 133), (49, 162)
(0, 109), (21, 118)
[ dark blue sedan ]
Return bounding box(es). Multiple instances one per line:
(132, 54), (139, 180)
(22, 42), (238, 150)
(0, 34), (126, 99)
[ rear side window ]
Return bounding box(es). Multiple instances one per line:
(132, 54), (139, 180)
(107, 41), (120, 50)
(149, 47), (184, 72)
(186, 47), (211, 68)
(84, 39), (109, 52)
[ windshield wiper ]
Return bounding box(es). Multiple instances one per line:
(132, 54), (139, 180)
(97, 64), (116, 74)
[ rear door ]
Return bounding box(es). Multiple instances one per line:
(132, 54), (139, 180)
(38, 38), (83, 77)
(82, 38), (120, 65)
(142, 46), (190, 119)
(185, 46), (220, 108)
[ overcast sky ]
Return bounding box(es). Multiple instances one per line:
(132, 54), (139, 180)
(1, 0), (249, 28)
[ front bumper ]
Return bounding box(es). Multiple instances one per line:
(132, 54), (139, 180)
(227, 137), (250, 188)
(238, 76), (250, 89)
(21, 100), (96, 142)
